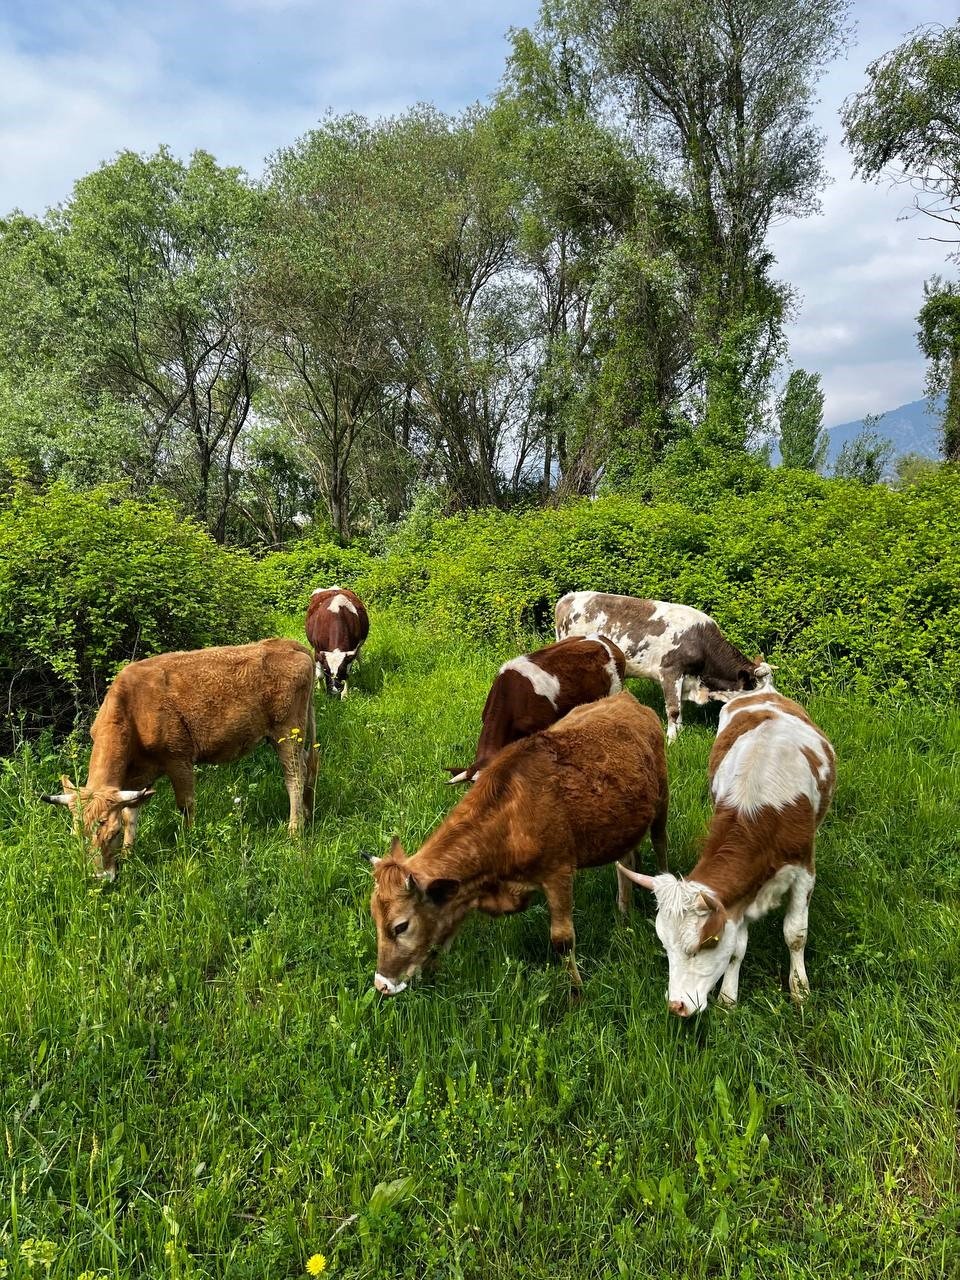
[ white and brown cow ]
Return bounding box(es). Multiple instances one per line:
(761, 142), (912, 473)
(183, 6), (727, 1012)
(447, 634), (626, 783)
(369, 690), (669, 996)
(305, 586), (370, 699)
(42, 639), (318, 879)
(556, 591), (773, 741)
(619, 688), (835, 1015)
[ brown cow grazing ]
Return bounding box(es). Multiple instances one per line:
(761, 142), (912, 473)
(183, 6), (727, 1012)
(619, 688), (835, 1015)
(555, 591), (774, 741)
(368, 690), (668, 996)
(447, 634), (627, 783)
(305, 586), (369, 699)
(42, 639), (317, 880)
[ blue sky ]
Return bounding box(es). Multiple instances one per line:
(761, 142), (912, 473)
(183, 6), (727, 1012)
(1, 0), (956, 427)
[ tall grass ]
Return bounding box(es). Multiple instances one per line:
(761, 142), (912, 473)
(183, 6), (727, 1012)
(1, 614), (958, 1278)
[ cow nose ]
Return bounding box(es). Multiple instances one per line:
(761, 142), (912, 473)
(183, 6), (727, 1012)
(668, 999), (690, 1018)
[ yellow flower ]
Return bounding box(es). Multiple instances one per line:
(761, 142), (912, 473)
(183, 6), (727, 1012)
(306, 1255), (327, 1276)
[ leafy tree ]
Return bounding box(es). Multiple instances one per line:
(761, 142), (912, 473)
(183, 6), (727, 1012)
(833, 426), (893, 485)
(777, 368), (827, 471)
(557, 0), (851, 441)
(917, 278), (960, 461)
(54, 148), (265, 540)
(258, 116), (406, 542)
(842, 20), (960, 255)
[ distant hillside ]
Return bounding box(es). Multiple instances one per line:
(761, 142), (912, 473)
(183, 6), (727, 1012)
(824, 395), (945, 466)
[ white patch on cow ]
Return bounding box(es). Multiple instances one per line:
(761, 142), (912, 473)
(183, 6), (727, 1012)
(374, 972), (407, 995)
(500, 655), (561, 708)
(682, 674), (712, 705)
(584, 633), (623, 695)
(327, 592), (358, 616)
(324, 647), (358, 679)
(745, 863), (813, 923)
(713, 697), (833, 816)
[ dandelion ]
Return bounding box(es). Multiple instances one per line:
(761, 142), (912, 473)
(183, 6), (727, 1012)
(306, 1254), (327, 1276)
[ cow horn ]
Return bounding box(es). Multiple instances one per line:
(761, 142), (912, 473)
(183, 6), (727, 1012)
(41, 792), (72, 806)
(616, 863), (656, 891)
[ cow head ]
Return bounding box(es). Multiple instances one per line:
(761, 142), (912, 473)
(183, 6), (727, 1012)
(316, 648), (358, 699)
(41, 776), (155, 879)
(367, 838), (462, 994)
(616, 866), (735, 1015)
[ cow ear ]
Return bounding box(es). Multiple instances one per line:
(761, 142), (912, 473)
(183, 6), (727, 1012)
(60, 775), (77, 793)
(404, 872), (459, 905)
(423, 877), (460, 906)
(693, 891), (718, 915)
(389, 836), (406, 860)
(696, 908), (728, 952)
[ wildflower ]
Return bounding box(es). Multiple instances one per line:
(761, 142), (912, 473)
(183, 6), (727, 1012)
(306, 1254), (327, 1276)
(233, 796), (242, 805)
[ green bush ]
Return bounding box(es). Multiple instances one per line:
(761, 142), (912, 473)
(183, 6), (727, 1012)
(257, 539), (373, 615)
(359, 467), (960, 698)
(0, 482), (272, 739)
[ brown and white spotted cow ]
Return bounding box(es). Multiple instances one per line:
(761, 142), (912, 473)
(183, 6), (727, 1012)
(619, 688), (835, 1015)
(41, 639), (318, 879)
(368, 690), (669, 996)
(447, 634), (626, 783)
(556, 591), (773, 741)
(305, 586), (370, 699)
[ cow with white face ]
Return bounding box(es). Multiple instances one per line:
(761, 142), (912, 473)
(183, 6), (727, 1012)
(556, 591), (774, 740)
(619, 689), (835, 1015)
(305, 587), (370, 699)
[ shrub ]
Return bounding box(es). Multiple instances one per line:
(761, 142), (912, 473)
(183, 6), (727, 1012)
(359, 468), (960, 698)
(0, 482), (271, 740)
(257, 539), (373, 616)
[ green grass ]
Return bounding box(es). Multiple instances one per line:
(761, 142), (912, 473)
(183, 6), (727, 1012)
(1, 613), (959, 1279)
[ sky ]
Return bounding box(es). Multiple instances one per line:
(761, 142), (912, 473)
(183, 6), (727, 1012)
(1, 0), (956, 428)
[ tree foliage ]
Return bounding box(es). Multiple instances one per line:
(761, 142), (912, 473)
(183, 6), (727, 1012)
(777, 369), (827, 471)
(917, 277), (960, 461)
(842, 20), (960, 255)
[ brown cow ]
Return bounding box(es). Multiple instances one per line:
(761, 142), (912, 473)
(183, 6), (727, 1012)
(619, 688), (835, 1015)
(447, 634), (626, 783)
(556, 591), (774, 740)
(368, 690), (668, 996)
(42, 638), (317, 880)
(305, 586), (370, 699)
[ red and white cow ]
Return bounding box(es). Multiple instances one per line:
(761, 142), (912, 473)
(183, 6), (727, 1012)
(556, 591), (774, 741)
(619, 688), (835, 1015)
(447, 634), (626, 783)
(305, 587), (370, 699)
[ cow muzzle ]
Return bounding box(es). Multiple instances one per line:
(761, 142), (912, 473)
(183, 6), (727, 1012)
(374, 972), (408, 996)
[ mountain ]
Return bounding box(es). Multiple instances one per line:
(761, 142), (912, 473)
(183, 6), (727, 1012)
(823, 395), (945, 466)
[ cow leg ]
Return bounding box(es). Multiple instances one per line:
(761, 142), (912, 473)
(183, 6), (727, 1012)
(121, 805), (140, 850)
(273, 735), (306, 833)
(167, 762), (196, 825)
(662, 670), (684, 742)
(543, 872), (581, 991)
(784, 870), (815, 1002)
(616, 849), (637, 916)
(717, 923), (749, 1008)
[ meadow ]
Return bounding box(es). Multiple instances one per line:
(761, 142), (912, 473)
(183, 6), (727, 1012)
(1, 612), (958, 1279)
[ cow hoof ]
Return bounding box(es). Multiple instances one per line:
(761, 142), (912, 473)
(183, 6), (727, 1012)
(789, 978), (810, 1003)
(716, 992), (737, 1010)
